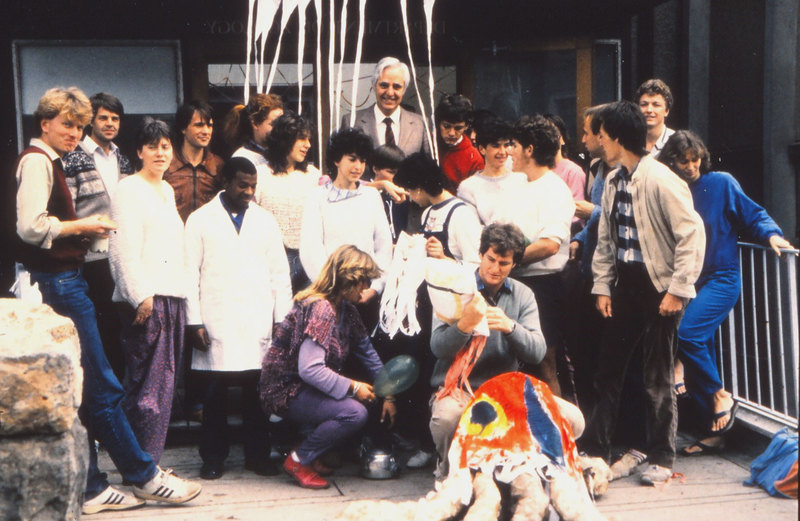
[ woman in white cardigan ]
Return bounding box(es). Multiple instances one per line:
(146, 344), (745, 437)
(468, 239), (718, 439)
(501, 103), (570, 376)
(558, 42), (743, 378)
(258, 113), (325, 293)
(300, 127), (392, 329)
(109, 119), (186, 464)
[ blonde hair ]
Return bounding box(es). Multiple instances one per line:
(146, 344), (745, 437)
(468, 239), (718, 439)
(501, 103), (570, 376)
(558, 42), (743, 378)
(34, 87), (92, 132)
(295, 245), (381, 304)
(223, 93), (283, 147)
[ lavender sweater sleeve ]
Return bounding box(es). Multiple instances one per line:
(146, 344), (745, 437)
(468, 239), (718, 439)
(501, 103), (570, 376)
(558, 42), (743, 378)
(297, 338), (352, 399)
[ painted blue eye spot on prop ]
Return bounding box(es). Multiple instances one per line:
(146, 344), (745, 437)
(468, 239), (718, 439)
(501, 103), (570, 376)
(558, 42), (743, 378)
(470, 400), (498, 428)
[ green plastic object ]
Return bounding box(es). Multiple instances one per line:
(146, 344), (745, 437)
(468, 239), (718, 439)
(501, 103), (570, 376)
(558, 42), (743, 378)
(373, 355), (420, 397)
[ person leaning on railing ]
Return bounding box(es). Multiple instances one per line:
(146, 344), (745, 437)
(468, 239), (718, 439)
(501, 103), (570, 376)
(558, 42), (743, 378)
(659, 130), (794, 456)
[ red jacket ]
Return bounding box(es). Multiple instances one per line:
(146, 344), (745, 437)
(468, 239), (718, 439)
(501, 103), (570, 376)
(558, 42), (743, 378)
(440, 136), (484, 187)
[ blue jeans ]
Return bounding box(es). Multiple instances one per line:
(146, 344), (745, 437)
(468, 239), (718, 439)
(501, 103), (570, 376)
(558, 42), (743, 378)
(678, 269), (741, 415)
(30, 268), (157, 498)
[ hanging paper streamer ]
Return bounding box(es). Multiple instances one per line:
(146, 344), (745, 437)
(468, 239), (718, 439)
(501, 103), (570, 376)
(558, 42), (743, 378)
(244, 0), (256, 103)
(254, 0), (281, 94)
(399, 0), (436, 156)
(265, 0), (299, 94)
(334, 0), (349, 129)
(295, 0), (312, 114)
(326, 0), (336, 132)
(423, 0), (439, 161)
(348, 0), (367, 128)
(314, 0), (323, 162)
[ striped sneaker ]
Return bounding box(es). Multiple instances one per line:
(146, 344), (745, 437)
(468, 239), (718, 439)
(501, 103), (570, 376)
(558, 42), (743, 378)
(133, 467), (202, 504)
(610, 448), (648, 479)
(82, 485), (144, 514)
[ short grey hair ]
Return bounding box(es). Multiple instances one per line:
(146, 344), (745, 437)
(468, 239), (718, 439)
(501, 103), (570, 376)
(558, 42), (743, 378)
(373, 57), (411, 88)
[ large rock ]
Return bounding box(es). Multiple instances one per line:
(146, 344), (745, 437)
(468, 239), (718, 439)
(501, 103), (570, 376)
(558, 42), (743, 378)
(0, 299), (83, 435)
(0, 298), (87, 520)
(0, 420), (88, 521)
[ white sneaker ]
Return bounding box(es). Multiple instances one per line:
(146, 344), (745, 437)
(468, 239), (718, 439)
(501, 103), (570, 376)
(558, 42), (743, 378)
(133, 467), (202, 504)
(610, 448), (648, 479)
(406, 449), (434, 469)
(640, 464), (673, 485)
(82, 485), (145, 515)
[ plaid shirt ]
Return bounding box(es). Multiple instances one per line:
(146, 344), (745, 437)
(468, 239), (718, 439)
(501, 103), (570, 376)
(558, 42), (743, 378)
(613, 166), (645, 265)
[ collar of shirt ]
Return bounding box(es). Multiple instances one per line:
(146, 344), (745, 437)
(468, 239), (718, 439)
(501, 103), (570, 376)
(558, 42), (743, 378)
(475, 268), (511, 304)
(29, 138), (61, 161)
(174, 146), (211, 170)
(374, 104), (401, 140)
(325, 180), (365, 203)
(83, 135), (119, 157)
(651, 126), (674, 155)
(218, 192), (248, 232)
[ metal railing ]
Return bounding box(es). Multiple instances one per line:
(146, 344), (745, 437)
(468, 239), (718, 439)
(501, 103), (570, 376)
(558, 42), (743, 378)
(717, 242), (799, 429)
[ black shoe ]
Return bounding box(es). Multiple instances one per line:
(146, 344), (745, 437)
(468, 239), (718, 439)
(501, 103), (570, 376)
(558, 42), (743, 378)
(245, 459), (279, 476)
(200, 461), (224, 480)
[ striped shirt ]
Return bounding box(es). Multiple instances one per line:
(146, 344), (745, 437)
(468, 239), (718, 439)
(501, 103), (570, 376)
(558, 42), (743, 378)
(614, 166), (644, 264)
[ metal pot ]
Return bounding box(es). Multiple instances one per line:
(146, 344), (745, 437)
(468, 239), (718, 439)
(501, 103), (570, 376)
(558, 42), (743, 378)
(360, 449), (399, 480)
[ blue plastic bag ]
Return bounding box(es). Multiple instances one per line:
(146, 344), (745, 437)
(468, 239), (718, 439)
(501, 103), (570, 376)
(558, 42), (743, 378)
(744, 427), (798, 498)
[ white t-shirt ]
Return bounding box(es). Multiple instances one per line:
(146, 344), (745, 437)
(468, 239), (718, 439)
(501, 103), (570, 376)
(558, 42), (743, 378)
(498, 171), (575, 276)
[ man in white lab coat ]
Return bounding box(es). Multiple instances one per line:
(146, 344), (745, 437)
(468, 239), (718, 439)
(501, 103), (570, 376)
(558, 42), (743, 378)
(184, 156), (293, 480)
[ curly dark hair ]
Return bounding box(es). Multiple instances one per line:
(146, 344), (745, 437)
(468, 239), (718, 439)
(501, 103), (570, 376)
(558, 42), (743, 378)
(658, 130), (711, 176)
(511, 115), (560, 168)
(326, 127), (374, 178)
(265, 112), (311, 173)
(474, 117), (511, 148)
(393, 152), (448, 196)
(479, 222), (526, 265)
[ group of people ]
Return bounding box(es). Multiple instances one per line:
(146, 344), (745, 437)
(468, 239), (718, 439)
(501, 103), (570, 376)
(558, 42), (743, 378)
(13, 53), (792, 515)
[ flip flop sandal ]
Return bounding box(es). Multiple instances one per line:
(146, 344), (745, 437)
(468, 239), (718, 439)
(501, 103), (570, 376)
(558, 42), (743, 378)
(679, 439), (725, 456)
(674, 382), (688, 399)
(709, 400), (739, 435)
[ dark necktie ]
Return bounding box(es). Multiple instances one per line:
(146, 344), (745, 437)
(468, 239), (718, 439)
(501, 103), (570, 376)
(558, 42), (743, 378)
(384, 117), (396, 146)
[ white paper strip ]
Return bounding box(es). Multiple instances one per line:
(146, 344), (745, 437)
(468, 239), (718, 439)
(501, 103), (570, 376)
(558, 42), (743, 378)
(399, 0), (435, 155)
(266, 0), (299, 94)
(334, 0), (349, 129)
(348, 0), (367, 128)
(244, 0), (256, 102)
(424, 0), (439, 161)
(254, 0), (281, 93)
(314, 0), (323, 163)
(296, 0), (312, 113)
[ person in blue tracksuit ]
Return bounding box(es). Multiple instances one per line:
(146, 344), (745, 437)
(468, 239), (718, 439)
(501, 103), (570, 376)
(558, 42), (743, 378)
(659, 130), (793, 453)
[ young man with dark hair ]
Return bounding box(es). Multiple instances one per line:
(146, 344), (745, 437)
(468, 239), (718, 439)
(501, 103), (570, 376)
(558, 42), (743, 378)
(457, 118), (527, 226)
(634, 78), (675, 157)
(393, 153), (481, 265)
(436, 94), (484, 187)
(16, 87), (201, 514)
(369, 144), (408, 242)
(428, 221), (552, 478)
(184, 156), (292, 480)
(61, 92), (133, 381)
(164, 100), (225, 222)
(501, 114), (575, 398)
(581, 100), (705, 485)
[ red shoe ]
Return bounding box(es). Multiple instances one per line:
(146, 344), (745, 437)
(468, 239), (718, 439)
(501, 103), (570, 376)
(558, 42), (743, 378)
(283, 456), (330, 489)
(311, 459), (335, 476)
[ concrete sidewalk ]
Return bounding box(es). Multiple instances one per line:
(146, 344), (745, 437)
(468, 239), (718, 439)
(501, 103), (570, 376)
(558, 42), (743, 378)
(91, 431), (797, 521)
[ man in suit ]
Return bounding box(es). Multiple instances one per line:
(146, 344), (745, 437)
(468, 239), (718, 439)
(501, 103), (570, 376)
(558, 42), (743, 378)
(344, 57), (430, 157)
(343, 57), (431, 231)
